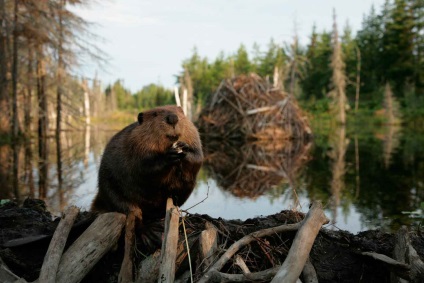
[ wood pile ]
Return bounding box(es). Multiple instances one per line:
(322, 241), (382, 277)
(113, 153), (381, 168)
(197, 73), (312, 141)
(1, 200), (424, 282)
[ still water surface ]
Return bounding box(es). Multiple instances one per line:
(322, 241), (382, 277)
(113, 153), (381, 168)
(1, 123), (423, 234)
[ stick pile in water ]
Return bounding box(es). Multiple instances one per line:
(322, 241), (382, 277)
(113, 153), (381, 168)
(197, 73), (312, 141)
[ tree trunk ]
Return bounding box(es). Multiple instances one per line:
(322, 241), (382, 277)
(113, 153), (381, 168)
(0, 0), (10, 135)
(37, 46), (48, 198)
(11, 0), (20, 139)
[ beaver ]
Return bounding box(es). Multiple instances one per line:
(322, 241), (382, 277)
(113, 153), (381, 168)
(91, 105), (203, 222)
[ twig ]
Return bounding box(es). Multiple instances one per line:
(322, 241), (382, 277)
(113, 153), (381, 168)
(198, 221), (303, 282)
(181, 215), (193, 283)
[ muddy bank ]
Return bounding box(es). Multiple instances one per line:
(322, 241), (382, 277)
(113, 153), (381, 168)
(1, 199), (423, 282)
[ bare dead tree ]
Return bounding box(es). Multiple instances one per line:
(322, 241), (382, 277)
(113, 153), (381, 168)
(329, 9), (348, 125)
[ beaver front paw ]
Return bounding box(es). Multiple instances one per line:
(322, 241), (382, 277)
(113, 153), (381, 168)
(167, 141), (188, 162)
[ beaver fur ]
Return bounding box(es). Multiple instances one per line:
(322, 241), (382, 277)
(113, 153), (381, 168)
(91, 105), (203, 221)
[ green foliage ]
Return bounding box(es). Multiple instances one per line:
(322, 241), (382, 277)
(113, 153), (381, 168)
(134, 84), (174, 110)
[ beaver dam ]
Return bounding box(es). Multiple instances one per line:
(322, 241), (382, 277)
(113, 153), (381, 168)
(1, 199), (424, 283)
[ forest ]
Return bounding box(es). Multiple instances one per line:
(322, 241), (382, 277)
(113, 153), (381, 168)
(0, 0), (424, 144)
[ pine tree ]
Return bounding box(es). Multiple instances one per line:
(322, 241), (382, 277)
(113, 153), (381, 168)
(382, 0), (415, 95)
(356, 5), (384, 100)
(234, 44), (252, 75)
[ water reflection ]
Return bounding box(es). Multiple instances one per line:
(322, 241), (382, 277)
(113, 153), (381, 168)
(0, 124), (423, 233)
(202, 138), (311, 199)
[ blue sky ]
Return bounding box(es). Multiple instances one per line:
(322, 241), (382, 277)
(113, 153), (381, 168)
(77, 0), (385, 92)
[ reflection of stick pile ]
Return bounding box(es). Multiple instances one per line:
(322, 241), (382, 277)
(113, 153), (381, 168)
(197, 73), (312, 141)
(204, 140), (312, 198)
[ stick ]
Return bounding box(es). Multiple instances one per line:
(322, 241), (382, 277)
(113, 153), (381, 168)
(158, 198), (180, 283)
(198, 222), (218, 272)
(271, 201), (329, 283)
(206, 266), (280, 282)
(234, 255), (250, 274)
(301, 258), (318, 283)
(0, 256), (25, 283)
(56, 212), (126, 283)
(119, 210), (137, 283)
(38, 206), (80, 283)
(198, 221), (303, 283)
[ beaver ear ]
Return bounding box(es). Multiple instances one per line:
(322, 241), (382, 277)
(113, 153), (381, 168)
(137, 112), (143, 124)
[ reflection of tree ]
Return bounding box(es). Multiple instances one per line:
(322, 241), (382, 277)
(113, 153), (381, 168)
(203, 139), (311, 199)
(327, 126), (349, 224)
(381, 125), (401, 168)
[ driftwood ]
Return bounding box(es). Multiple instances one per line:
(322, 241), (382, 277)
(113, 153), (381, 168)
(56, 212), (126, 283)
(158, 198), (180, 283)
(37, 206), (80, 283)
(271, 202), (329, 282)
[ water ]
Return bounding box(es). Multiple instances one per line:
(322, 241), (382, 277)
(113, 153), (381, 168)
(1, 123), (423, 234)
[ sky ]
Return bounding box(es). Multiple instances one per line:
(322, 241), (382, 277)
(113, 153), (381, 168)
(77, 0), (386, 92)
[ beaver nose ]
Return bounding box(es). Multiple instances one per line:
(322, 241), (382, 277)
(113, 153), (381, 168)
(166, 113), (179, 126)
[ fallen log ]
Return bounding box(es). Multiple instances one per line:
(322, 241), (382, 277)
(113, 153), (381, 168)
(55, 212), (126, 283)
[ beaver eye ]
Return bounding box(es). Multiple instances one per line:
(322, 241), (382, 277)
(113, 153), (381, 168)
(153, 112), (158, 117)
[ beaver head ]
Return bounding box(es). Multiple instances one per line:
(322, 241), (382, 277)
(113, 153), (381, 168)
(129, 105), (197, 154)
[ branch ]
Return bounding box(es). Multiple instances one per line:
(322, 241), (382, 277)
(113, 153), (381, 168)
(38, 206), (80, 283)
(271, 201), (329, 283)
(198, 219), (303, 282)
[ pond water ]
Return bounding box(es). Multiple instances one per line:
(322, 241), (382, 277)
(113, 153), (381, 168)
(1, 122), (423, 234)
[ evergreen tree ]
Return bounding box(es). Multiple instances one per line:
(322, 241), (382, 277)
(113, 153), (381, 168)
(382, 0), (415, 95)
(356, 5), (384, 101)
(301, 29), (332, 100)
(341, 22), (359, 102)
(233, 44), (252, 75)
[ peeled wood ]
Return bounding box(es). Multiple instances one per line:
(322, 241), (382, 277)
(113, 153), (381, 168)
(119, 210), (137, 283)
(38, 206), (79, 283)
(158, 198), (180, 283)
(199, 222), (218, 272)
(56, 212), (126, 283)
(271, 201), (329, 283)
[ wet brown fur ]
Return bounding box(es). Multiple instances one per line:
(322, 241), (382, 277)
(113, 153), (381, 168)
(91, 105), (203, 221)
